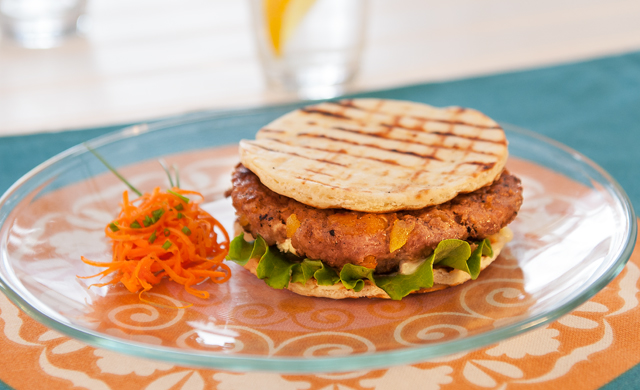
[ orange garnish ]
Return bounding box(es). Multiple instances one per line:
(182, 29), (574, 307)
(80, 187), (230, 300)
(285, 213), (301, 238)
(264, 0), (317, 56)
(389, 219), (416, 253)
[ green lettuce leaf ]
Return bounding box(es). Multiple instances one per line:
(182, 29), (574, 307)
(433, 239), (472, 273)
(340, 264), (375, 292)
(226, 235), (340, 289)
(482, 239), (493, 257)
(291, 259), (340, 286)
(374, 256), (435, 300)
(374, 239), (486, 300)
(465, 238), (493, 280)
(256, 247), (298, 289)
(225, 234), (493, 300)
(308, 260), (340, 286)
(226, 234), (294, 288)
(226, 234), (267, 266)
(290, 263), (306, 284)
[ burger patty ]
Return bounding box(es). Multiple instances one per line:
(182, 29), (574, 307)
(230, 164), (523, 274)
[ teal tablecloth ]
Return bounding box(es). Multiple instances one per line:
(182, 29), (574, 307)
(1, 50), (639, 388)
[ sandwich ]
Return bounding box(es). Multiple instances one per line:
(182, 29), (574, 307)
(226, 99), (522, 300)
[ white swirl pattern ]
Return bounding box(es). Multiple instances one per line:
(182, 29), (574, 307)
(107, 294), (186, 331)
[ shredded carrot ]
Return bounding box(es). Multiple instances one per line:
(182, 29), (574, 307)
(80, 187), (230, 299)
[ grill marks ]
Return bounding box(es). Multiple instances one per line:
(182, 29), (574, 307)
(295, 103), (507, 152)
(240, 99), (510, 212)
(465, 161), (496, 170)
(297, 133), (442, 162)
(303, 168), (332, 177)
(262, 136), (420, 168)
(428, 131), (505, 145)
(330, 125), (502, 157)
(425, 121), (501, 131)
(259, 129), (285, 134)
(300, 108), (351, 120)
(257, 103), (506, 174)
(260, 121), (501, 167)
(293, 176), (347, 190)
(333, 99), (504, 132)
(248, 142), (347, 167)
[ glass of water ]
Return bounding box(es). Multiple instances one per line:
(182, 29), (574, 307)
(250, 0), (367, 100)
(0, 0), (86, 49)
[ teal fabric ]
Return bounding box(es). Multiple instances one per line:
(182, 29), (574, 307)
(0, 124), (125, 196)
(602, 365), (640, 390)
(0, 50), (639, 388)
(2, 51), (639, 211)
(355, 52), (640, 213)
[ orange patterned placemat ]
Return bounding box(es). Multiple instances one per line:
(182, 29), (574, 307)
(0, 143), (638, 390)
(0, 223), (638, 390)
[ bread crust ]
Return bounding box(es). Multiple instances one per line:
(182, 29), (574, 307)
(240, 99), (509, 213)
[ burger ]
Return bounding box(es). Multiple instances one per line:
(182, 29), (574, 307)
(226, 99), (523, 300)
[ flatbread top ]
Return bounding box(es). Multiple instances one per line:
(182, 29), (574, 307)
(239, 99), (508, 212)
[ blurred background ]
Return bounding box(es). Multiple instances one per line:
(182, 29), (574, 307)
(1, 0), (640, 135)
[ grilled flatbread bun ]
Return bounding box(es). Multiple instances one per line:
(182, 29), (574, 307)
(240, 99), (508, 213)
(238, 227), (512, 300)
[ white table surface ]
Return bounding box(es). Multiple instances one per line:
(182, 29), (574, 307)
(1, 0), (639, 136)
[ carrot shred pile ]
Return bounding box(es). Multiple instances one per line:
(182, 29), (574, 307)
(80, 187), (230, 299)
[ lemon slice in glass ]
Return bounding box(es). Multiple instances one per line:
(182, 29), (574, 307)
(264, 0), (317, 56)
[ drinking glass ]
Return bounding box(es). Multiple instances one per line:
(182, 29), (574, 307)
(250, 0), (367, 99)
(0, 0), (86, 48)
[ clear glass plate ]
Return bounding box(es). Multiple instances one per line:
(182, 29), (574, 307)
(0, 109), (636, 373)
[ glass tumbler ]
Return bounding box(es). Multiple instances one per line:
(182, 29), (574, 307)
(0, 0), (87, 48)
(250, 0), (367, 99)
